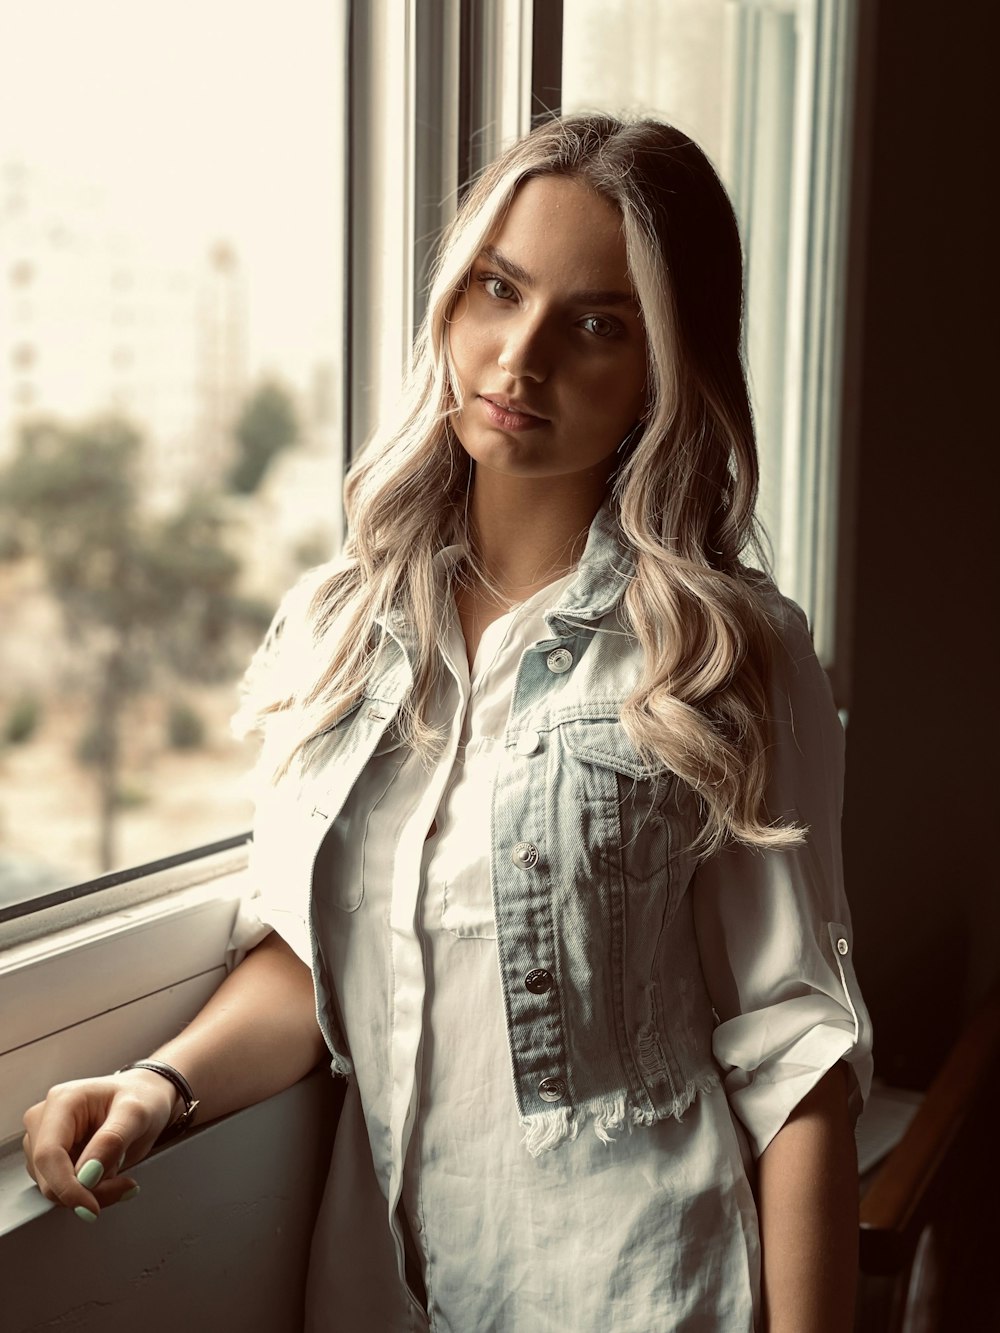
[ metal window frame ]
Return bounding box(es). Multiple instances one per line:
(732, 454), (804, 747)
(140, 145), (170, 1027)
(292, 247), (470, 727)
(3, 0), (562, 936)
(0, 0), (568, 1153)
(3, 0), (860, 932)
(724, 0), (860, 667)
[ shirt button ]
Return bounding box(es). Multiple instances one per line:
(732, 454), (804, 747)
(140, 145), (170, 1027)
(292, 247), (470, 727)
(546, 647), (573, 674)
(511, 841), (539, 869)
(515, 729), (540, 756)
(538, 1076), (566, 1103)
(837, 937), (849, 956)
(525, 968), (554, 994)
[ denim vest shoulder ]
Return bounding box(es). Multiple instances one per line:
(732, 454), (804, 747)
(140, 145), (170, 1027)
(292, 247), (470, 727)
(251, 499), (721, 1150)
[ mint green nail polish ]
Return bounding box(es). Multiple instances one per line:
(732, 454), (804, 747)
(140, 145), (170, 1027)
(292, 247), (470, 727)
(121, 1186), (141, 1202)
(74, 1206), (98, 1223)
(76, 1159), (104, 1189)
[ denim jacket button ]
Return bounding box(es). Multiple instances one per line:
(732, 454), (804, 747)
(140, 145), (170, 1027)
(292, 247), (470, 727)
(525, 968), (554, 994)
(515, 729), (541, 756)
(546, 648), (573, 674)
(511, 841), (539, 869)
(837, 937), (849, 956)
(538, 1076), (566, 1102)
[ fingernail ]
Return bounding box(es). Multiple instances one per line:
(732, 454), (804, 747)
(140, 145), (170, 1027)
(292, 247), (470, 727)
(118, 1152), (127, 1171)
(74, 1206), (98, 1223)
(76, 1160), (104, 1189)
(121, 1186), (141, 1202)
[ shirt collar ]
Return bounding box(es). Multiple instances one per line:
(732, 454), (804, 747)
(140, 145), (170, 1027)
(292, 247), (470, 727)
(377, 494), (634, 648)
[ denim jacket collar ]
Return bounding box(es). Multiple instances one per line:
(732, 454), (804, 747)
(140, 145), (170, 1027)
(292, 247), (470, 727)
(375, 495), (635, 663)
(541, 494), (635, 631)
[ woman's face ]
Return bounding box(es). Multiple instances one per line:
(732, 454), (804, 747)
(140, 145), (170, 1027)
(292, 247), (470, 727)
(447, 174), (648, 488)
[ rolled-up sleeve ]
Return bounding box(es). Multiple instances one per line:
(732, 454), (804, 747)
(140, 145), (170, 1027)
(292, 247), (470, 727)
(225, 773), (321, 972)
(223, 571), (331, 973)
(692, 598), (873, 1159)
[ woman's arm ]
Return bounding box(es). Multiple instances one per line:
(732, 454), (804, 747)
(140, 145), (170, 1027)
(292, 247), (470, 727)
(22, 930), (326, 1218)
(756, 1063), (859, 1333)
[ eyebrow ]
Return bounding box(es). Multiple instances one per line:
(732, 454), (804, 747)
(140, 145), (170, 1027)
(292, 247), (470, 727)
(478, 245), (638, 308)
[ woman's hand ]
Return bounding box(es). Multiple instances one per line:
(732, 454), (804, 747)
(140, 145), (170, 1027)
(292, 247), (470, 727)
(21, 932), (327, 1222)
(22, 1068), (180, 1220)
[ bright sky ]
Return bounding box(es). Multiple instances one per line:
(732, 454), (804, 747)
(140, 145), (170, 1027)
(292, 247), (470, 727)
(0, 0), (345, 388)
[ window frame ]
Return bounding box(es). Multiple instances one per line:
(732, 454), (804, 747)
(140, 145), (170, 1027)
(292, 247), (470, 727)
(722, 0), (861, 671)
(1, 0), (865, 1148)
(0, 0), (550, 1149)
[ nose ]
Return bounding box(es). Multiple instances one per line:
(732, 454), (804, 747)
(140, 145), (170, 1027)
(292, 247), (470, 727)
(497, 311), (549, 382)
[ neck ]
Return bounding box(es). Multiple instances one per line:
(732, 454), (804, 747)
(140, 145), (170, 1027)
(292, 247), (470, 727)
(464, 463), (609, 603)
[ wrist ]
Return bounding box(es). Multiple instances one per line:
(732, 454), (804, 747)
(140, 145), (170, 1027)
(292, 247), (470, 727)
(115, 1060), (200, 1138)
(116, 1067), (183, 1125)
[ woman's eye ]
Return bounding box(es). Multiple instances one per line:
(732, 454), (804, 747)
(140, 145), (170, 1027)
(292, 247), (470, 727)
(476, 274), (516, 301)
(581, 314), (617, 338)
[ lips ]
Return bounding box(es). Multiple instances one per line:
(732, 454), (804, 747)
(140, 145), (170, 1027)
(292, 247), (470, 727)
(479, 394), (549, 431)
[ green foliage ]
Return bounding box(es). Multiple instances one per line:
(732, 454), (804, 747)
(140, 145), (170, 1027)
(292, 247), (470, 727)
(228, 380), (299, 494)
(166, 699), (206, 750)
(0, 416), (142, 631)
(0, 417), (257, 681)
(113, 781), (150, 810)
(3, 693), (42, 744)
(76, 721), (111, 768)
(0, 412), (263, 868)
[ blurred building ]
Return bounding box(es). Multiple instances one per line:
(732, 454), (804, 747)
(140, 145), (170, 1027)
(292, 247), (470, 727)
(0, 160), (247, 509)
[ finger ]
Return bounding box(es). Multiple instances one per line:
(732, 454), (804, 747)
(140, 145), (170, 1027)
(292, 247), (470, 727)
(29, 1086), (134, 1215)
(20, 1128), (62, 1209)
(21, 1130), (38, 1186)
(69, 1139), (143, 1217)
(70, 1094), (170, 1212)
(30, 1108), (99, 1213)
(91, 1175), (142, 1208)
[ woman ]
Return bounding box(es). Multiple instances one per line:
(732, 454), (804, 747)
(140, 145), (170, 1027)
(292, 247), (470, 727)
(22, 115), (872, 1332)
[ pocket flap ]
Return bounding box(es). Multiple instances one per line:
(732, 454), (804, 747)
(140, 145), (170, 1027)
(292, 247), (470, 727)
(561, 718), (673, 780)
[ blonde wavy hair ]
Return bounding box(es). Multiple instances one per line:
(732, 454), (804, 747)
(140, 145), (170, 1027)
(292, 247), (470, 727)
(235, 114), (802, 855)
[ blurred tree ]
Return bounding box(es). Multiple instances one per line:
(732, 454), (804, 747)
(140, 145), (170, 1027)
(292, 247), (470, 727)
(0, 415), (270, 871)
(228, 379), (299, 494)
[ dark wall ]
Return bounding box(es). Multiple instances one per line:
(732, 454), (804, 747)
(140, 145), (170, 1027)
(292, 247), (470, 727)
(842, 0), (998, 1089)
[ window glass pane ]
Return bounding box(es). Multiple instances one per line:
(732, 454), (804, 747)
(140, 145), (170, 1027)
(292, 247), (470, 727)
(562, 1), (728, 180)
(0, 1), (346, 905)
(561, 0), (853, 661)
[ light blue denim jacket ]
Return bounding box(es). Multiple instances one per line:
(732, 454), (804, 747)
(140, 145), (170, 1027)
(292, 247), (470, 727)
(243, 499), (871, 1155)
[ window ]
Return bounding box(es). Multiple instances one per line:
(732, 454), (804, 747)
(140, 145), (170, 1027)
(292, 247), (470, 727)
(0, 0), (534, 1150)
(0, 0), (862, 1152)
(0, 0), (348, 908)
(562, 0), (860, 664)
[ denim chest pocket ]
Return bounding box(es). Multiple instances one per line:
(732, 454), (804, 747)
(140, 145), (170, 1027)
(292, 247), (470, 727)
(560, 717), (678, 889)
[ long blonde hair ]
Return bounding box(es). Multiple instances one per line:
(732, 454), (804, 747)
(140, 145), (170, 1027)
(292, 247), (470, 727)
(235, 114), (801, 855)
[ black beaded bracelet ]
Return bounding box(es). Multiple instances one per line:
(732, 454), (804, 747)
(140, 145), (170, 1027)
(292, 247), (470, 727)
(117, 1059), (200, 1140)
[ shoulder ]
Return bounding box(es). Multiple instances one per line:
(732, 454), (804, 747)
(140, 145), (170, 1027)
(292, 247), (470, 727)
(233, 560), (351, 737)
(751, 574), (810, 640)
(747, 577), (819, 676)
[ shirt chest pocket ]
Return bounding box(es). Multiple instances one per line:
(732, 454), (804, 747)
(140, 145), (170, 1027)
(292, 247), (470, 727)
(559, 717), (680, 890)
(435, 743), (502, 940)
(322, 724), (409, 913)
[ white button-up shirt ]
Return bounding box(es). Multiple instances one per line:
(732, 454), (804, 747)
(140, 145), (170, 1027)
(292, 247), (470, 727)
(232, 550), (872, 1332)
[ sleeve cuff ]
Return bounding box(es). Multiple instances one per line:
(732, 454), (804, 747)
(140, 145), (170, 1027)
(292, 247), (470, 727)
(721, 1020), (872, 1158)
(712, 922), (874, 1158)
(224, 890), (311, 972)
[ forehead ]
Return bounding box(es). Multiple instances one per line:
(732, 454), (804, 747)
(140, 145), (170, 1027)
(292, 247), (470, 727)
(485, 174), (632, 288)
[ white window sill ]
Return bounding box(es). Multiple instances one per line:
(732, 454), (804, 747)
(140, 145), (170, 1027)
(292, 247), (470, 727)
(0, 1069), (343, 1333)
(0, 843), (252, 1150)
